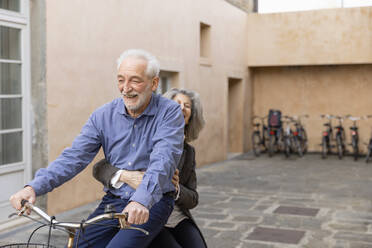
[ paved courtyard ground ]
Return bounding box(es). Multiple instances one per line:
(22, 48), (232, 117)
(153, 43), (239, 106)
(1, 153), (372, 247)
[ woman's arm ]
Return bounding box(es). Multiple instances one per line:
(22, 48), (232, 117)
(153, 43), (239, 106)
(93, 159), (144, 189)
(93, 159), (178, 190)
(119, 170), (145, 189)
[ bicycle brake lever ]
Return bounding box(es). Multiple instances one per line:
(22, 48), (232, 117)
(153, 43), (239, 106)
(117, 212), (149, 235)
(18, 206), (28, 216)
(8, 212), (19, 218)
(126, 226), (149, 235)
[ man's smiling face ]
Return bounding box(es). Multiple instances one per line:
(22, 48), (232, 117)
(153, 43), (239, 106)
(117, 57), (157, 117)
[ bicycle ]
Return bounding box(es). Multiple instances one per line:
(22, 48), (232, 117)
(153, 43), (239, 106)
(334, 115), (347, 159)
(267, 109), (283, 157)
(346, 115), (364, 161)
(3, 200), (148, 248)
(251, 115), (268, 157)
(292, 115), (309, 156)
(282, 116), (294, 158)
(365, 115), (372, 163)
(320, 114), (334, 159)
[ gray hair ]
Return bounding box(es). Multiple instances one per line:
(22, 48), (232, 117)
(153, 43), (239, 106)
(117, 49), (160, 79)
(163, 88), (205, 142)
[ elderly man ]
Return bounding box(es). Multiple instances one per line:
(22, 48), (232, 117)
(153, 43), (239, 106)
(9, 49), (184, 247)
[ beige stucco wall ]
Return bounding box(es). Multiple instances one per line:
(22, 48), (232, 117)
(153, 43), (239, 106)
(248, 6), (372, 154)
(45, 0), (248, 214)
(247, 7), (372, 66)
(252, 65), (372, 152)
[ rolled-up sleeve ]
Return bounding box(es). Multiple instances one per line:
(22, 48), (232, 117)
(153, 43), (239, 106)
(28, 114), (102, 196)
(130, 104), (184, 209)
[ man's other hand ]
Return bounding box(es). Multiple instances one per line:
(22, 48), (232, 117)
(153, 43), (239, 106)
(120, 170), (145, 190)
(9, 186), (36, 214)
(123, 201), (149, 225)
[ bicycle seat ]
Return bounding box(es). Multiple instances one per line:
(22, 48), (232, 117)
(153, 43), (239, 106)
(324, 123), (331, 127)
(349, 117), (361, 121)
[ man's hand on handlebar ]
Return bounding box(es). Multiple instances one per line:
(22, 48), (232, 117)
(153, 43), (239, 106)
(123, 201), (149, 225)
(9, 186), (36, 215)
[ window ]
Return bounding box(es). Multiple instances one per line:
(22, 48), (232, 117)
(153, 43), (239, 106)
(200, 22), (211, 58)
(156, 71), (179, 95)
(0, 0), (20, 12)
(0, 0), (30, 223)
(0, 25), (23, 165)
(0, 1), (30, 169)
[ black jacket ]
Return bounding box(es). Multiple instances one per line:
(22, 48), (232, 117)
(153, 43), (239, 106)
(176, 142), (207, 247)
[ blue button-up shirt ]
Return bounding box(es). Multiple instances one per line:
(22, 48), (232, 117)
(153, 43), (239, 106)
(28, 93), (184, 209)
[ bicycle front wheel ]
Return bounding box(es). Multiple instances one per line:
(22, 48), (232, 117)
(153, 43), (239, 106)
(366, 145), (372, 163)
(284, 136), (291, 158)
(321, 136), (328, 159)
(268, 135), (275, 157)
(351, 136), (359, 161)
(300, 129), (308, 154)
(252, 132), (261, 157)
(336, 135), (343, 160)
(294, 136), (303, 157)
(0, 243), (57, 248)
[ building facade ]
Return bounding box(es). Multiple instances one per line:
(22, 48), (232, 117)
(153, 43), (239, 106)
(0, 0), (371, 224)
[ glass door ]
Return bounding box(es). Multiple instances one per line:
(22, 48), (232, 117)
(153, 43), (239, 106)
(0, 0), (30, 223)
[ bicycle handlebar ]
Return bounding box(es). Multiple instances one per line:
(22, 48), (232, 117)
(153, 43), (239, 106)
(320, 114), (334, 119)
(18, 200), (149, 235)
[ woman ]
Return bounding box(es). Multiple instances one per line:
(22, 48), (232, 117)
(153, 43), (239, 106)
(93, 88), (207, 248)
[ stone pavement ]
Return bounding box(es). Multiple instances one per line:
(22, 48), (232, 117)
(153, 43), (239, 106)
(2, 153), (372, 247)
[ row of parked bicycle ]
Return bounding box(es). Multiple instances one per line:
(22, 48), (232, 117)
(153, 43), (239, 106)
(251, 109), (372, 162)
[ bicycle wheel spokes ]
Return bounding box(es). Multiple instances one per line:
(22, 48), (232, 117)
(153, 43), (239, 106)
(321, 136), (328, 159)
(336, 135), (343, 160)
(351, 136), (359, 161)
(268, 135), (275, 157)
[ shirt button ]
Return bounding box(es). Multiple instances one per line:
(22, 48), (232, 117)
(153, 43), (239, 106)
(134, 124), (137, 128)
(128, 162), (132, 166)
(125, 192), (129, 196)
(132, 144), (136, 147)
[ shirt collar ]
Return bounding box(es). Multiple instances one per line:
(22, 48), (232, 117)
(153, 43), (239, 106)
(117, 93), (158, 117)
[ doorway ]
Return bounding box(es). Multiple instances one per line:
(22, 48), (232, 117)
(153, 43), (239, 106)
(227, 77), (243, 157)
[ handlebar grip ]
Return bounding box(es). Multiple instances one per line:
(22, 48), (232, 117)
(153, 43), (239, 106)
(21, 199), (28, 207)
(123, 212), (128, 221)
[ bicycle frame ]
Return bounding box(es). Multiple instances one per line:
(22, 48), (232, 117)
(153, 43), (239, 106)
(347, 115), (363, 161)
(12, 201), (149, 248)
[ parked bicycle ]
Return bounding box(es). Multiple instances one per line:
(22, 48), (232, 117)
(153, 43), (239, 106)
(365, 115), (372, 163)
(251, 115), (268, 157)
(4, 200), (148, 248)
(267, 109), (283, 157)
(346, 115), (365, 161)
(282, 116), (294, 158)
(334, 115), (347, 159)
(320, 114), (334, 159)
(292, 115), (309, 156)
